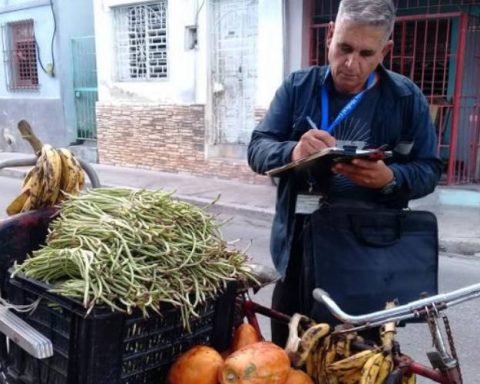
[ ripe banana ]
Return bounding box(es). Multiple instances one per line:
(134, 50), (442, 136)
(327, 349), (376, 377)
(360, 352), (386, 384)
(402, 373), (416, 384)
(285, 313), (309, 356)
(375, 354), (393, 384)
(291, 322), (331, 367)
(6, 187), (31, 215)
(24, 164), (45, 210)
(57, 148), (85, 199)
(40, 144), (62, 205)
(6, 145), (86, 216)
(6, 166), (36, 215)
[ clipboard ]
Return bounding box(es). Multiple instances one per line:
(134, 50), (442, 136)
(266, 146), (392, 177)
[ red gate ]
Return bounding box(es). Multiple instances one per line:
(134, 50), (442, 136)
(309, 4), (480, 184)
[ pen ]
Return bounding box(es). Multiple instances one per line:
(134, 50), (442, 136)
(306, 116), (319, 130)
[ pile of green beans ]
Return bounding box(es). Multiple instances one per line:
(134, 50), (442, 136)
(13, 187), (253, 329)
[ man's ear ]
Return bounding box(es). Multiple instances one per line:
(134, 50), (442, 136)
(381, 39), (394, 58)
(326, 21), (335, 48)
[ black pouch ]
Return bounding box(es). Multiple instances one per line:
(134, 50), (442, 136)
(302, 204), (438, 324)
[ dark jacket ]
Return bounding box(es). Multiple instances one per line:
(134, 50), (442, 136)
(247, 65), (442, 277)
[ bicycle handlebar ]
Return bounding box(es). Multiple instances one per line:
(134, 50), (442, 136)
(313, 282), (480, 327)
(0, 156), (101, 188)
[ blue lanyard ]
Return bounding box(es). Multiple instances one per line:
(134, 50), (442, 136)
(320, 68), (375, 133)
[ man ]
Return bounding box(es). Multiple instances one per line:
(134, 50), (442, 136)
(247, 0), (442, 345)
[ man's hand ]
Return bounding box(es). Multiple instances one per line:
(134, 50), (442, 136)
(332, 159), (394, 189)
(291, 130), (336, 162)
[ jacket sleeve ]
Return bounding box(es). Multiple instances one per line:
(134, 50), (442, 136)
(388, 92), (443, 201)
(247, 73), (299, 175)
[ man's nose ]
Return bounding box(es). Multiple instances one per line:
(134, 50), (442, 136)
(345, 53), (357, 67)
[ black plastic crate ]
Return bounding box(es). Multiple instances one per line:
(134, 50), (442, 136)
(6, 273), (237, 384)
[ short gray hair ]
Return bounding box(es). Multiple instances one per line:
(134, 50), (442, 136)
(336, 0), (396, 40)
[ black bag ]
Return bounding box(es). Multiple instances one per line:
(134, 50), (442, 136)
(302, 204), (438, 323)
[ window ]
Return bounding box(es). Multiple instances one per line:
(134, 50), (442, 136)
(114, 1), (168, 81)
(2, 19), (39, 91)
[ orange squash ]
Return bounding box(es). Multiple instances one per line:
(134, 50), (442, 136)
(168, 345), (223, 384)
(232, 323), (262, 351)
(284, 368), (314, 384)
(219, 341), (290, 384)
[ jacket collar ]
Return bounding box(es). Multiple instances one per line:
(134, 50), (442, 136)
(317, 64), (413, 99)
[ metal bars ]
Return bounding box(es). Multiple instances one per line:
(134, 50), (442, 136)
(312, 0), (480, 22)
(114, 1), (168, 81)
(310, 1), (480, 184)
(72, 36), (98, 141)
(1, 19), (38, 91)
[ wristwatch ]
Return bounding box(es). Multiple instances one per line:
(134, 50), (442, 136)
(380, 176), (398, 195)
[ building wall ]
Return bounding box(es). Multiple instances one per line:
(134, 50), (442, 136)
(95, 0), (205, 105)
(0, 0), (62, 152)
(95, 0), (284, 183)
(0, 0), (93, 152)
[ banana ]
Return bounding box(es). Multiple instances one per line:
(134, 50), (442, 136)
(285, 313), (308, 355)
(40, 144), (62, 205)
(23, 164), (45, 211)
(291, 322), (331, 367)
(360, 352), (385, 384)
(327, 349), (376, 376)
(57, 148), (85, 202)
(375, 354), (393, 383)
(306, 339), (322, 380)
(5, 144), (87, 216)
(6, 166), (37, 215)
(402, 373), (416, 384)
(6, 188), (31, 215)
(58, 148), (78, 193)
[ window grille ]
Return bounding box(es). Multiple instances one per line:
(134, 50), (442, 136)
(114, 1), (168, 81)
(2, 19), (39, 91)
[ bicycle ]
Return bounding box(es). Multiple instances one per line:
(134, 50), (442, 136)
(236, 263), (480, 384)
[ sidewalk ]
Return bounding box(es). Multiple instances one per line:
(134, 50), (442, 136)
(1, 151), (480, 257)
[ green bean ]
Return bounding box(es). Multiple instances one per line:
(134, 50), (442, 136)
(13, 187), (251, 329)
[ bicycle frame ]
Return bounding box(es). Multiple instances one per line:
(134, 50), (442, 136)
(237, 279), (480, 384)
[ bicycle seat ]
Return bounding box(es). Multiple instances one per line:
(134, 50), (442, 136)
(238, 262), (280, 293)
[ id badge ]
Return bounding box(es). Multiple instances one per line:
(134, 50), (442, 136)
(295, 194), (321, 214)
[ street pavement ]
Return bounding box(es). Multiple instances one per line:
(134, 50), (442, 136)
(1, 151), (480, 257)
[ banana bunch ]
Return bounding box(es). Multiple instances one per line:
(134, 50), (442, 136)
(6, 145), (85, 215)
(358, 351), (393, 384)
(285, 312), (414, 384)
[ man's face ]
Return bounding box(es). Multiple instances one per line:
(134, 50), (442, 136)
(327, 20), (393, 94)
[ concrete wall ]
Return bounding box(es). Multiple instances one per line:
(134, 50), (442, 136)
(0, 0), (94, 152)
(95, 0), (206, 105)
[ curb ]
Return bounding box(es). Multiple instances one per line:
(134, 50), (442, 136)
(440, 238), (480, 257)
(0, 167), (276, 220)
(2, 166), (480, 257)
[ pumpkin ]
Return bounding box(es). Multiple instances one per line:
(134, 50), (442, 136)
(219, 341), (290, 384)
(284, 369), (314, 384)
(232, 323), (262, 351)
(168, 345), (223, 384)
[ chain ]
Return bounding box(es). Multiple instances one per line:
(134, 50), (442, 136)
(443, 314), (463, 383)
